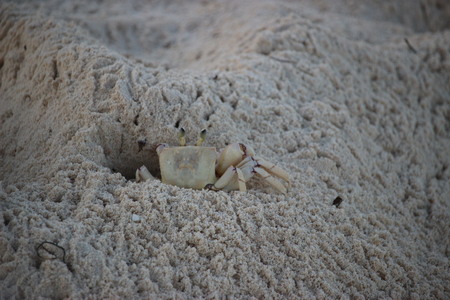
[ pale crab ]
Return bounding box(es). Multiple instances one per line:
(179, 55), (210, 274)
(136, 129), (290, 194)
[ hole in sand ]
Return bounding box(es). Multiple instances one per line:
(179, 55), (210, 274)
(99, 137), (161, 181)
(3, 213), (11, 227)
(110, 147), (160, 180)
(87, 123), (168, 182)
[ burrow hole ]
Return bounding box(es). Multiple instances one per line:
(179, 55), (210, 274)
(104, 140), (161, 181)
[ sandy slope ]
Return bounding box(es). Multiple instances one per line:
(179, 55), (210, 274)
(1, 0), (449, 298)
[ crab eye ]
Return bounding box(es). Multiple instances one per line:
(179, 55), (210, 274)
(239, 143), (246, 153)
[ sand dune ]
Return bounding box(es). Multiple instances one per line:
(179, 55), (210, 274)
(1, 0), (449, 298)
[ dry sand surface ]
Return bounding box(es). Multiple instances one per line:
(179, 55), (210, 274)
(1, 0), (450, 298)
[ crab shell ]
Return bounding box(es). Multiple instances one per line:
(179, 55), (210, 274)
(158, 146), (217, 190)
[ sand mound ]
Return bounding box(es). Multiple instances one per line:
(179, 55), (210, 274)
(1, 0), (449, 298)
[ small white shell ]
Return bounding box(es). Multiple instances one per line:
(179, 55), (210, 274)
(131, 214), (141, 222)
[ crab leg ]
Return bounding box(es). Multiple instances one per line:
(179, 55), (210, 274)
(236, 156), (289, 193)
(235, 168), (247, 192)
(253, 167), (287, 194)
(235, 156), (253, 168)
(252, 156), (290, 187)
(212, 166), (235, 189)
(236, 156), (290, 187)
(136, 165), (154, 182)
(213, 166), (247, 192)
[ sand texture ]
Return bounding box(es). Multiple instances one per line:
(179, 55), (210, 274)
(1, 0), (450, 299)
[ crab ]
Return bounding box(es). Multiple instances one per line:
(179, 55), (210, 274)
(136, 129), (290, 193)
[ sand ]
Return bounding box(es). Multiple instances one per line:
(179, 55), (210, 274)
(1, 0), (450, 298)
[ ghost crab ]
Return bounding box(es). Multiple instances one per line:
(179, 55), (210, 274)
(136, 129), (290, 193)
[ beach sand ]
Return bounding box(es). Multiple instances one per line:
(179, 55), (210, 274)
(1, 0), (449, 298)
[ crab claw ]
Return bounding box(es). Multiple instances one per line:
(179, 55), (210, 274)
(216, 143), (244, 175)
(241, 143), (255, 156)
